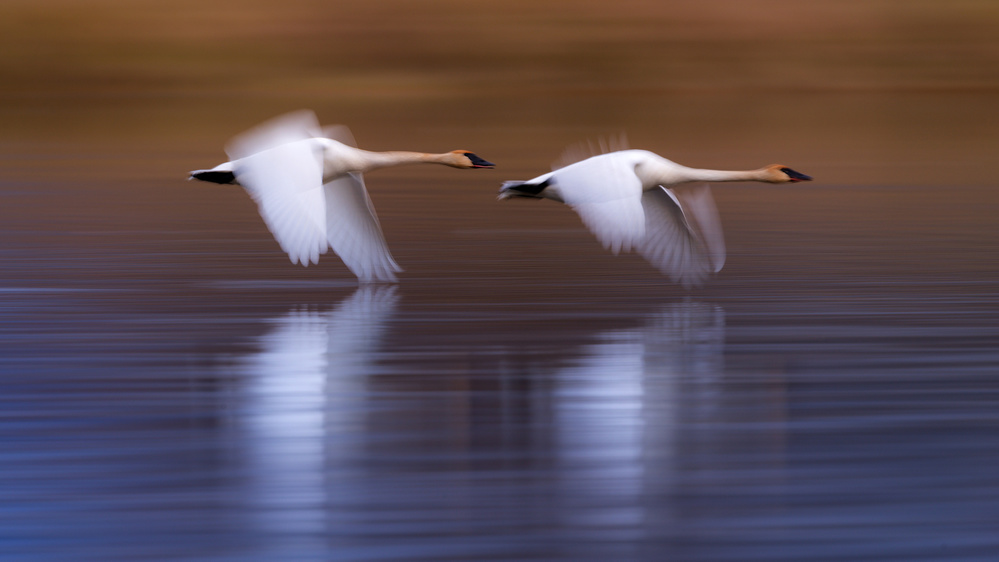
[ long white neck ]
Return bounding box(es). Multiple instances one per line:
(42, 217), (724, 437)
(634, 152), (771, 188)
(354, 150), (449, 173)
(677, 167), (767, 183)
(317, 139), (457, 179)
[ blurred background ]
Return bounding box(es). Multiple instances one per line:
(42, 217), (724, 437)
(1, 1), (998, 560)
(1, 0), (998, 286)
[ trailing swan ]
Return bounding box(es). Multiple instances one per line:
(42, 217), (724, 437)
(499, 147), (811, 286)
(190, 110), (494, 283)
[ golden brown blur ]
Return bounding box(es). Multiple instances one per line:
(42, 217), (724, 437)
(2, 0), (997, 174)
(2, 0), (998, 288)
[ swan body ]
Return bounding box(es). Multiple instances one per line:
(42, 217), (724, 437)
(499, 149), (811, 286)
(190, 110), (494, 283)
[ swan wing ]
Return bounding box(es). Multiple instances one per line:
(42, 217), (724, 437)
(323, 172), (402, 283)
(635, 186), (725, 287)
(553, 134), (629, 170)
(222, 110), (330, 266)
(674, 185), (726, 272)
(317, 125), (401, 282)
(229, 141), (329, 267)
(557, 153), (646, 254)
(226, 109), (322, 158)
(571, 197), (647, 255)
(321, 124), (357, 147)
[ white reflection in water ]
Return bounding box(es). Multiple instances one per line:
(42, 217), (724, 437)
(233, 294), (723, 557)
(554, 301), (725, 536)
(237, 286), (399, 556)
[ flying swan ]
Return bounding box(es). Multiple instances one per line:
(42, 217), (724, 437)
(499, 144), (811, 286)
(190, 110), (494, 283)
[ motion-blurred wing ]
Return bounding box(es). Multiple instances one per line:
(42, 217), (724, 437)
(321, 124), (357, 147)
(319, 123), (400, 281)
(636, 186), (725, 287)
(230, 141), (329, 266)
(558, 154), (646, 254)
(227, 110), (322, 159)
(324, 173), (402, 283)
(223, 110), (330, 266)
(571, 198), (647, 255)
(553, 133), (629, 170)
(674, 185), (726, 272)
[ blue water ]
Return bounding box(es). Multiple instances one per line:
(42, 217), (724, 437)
(1, 273), (997, 560)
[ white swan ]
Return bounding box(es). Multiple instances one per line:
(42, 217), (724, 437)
(499, 148), (812, 287)
(190, 110), (494, 283)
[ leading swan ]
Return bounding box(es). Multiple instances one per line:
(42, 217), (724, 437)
(190, 110), (494, 283)
(499, 146), (811, 287)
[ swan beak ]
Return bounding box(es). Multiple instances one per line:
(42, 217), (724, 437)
(782, 167), (812, 182)
(466, 153), (495, 169)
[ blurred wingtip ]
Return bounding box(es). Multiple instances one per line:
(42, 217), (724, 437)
(225, 109), (323, 159)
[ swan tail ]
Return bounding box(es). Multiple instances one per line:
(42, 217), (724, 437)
(189, 169), (237, 184)
(498, 179), (550, 200)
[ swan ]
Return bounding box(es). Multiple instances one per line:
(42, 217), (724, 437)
(499, 147), (811, 286)
(189, 110), (494, 283)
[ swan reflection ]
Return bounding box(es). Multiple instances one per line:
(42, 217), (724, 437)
(232, 294), (723, 557)
(236, 286), (399, 554)
(552, 301), (725, 536)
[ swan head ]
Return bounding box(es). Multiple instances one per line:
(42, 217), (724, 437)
(762, 164), (812, 183)
(444, 150), (495, 169)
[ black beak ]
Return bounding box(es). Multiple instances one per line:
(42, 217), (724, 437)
(780, 167), (812, 182)
(466, 153), (495, 168)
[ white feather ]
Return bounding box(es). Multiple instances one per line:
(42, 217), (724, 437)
(323, 172), (402, 283)
(230, 140), (329, 267)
